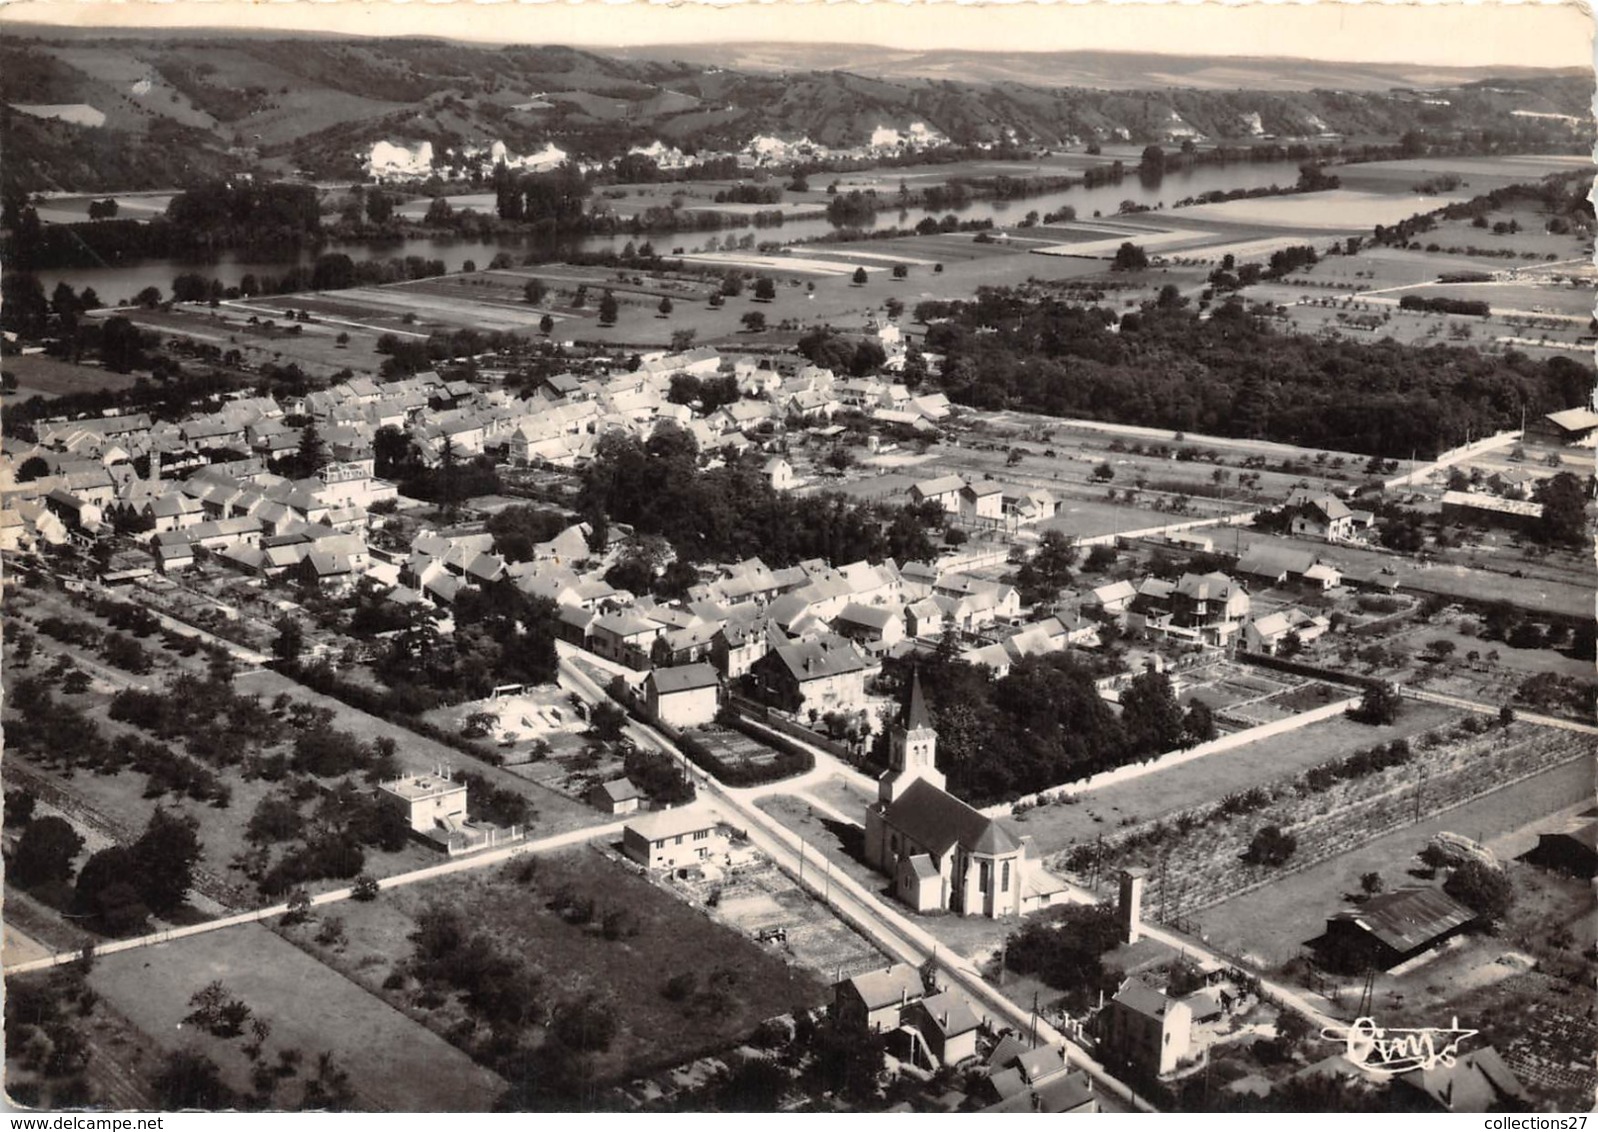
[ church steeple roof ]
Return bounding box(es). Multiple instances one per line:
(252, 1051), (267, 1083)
(905, 668), (933, 731)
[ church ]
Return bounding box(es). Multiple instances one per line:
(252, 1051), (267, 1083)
(864, 672), (1064, 919)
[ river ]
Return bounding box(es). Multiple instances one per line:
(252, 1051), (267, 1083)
(39, 160), (1307, 303)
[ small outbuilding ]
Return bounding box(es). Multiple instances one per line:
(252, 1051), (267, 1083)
(1524, 818), (1598, 879)
(587, 778), (644, 815)
(1322, 887), (1477, 971)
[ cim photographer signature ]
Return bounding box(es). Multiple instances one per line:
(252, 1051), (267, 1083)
(1320, 1016), (1479, 1075)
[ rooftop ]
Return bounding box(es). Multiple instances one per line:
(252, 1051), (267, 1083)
(648, 662), (721, 695)
(379, 774), (467, 802)
(1329, 886), (1476, 953)
(915, 990), (983, 1037)
(882, 779), (1020, 859)
(627, 806), (719, 843)
(1112, 976), (1177, 1021)
(842, 963), (925, 1010)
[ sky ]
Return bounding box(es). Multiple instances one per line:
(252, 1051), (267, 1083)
(1, 0), (1592, 70)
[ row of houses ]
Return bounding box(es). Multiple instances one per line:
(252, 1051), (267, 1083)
(833, 963), (1097, 1110)
(1079, 563), (1331, 655)
(909, 474), (1060, 528)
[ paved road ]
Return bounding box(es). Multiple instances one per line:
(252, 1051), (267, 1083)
(555, 651), (1158, 1112)
(3, 818), (627, 978)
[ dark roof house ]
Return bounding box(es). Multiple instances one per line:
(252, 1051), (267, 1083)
(1323, 887), (1477, 970)
(881, 779), (1021, 860)
(1395, 1047), (1529, 1112)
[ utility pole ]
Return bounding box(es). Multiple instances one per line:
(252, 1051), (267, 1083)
(1159, 852), (1169, 922)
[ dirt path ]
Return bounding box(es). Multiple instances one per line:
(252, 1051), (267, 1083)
(3, 922), (53, 967)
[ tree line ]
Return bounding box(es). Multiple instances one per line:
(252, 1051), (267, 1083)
(872, 651), (1214, 806)
(4, 181), (321, 270)
(576, 422), (938, 574)
(920, 288), (1594, 459)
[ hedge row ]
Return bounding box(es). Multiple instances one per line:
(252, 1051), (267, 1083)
(1236, 650), (1384, 690)
(674, 714), (813, 788)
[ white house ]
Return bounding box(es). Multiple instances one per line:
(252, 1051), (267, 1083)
(622, 808), (726, 870)
(643, 662), (721, 729)
(763, 456), (796, 491)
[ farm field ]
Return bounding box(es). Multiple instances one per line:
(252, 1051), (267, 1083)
(1039, 497), (1233, 540)
(1436, 969), (1598, 1114)
(294, 848), (827, 1088)
(1172, 189), (1470, 232)
(34, 191), (180, 222)
(1186, 755), (1593, 971)
(1383, 280), (1594, 317)
(118, 303), (387, 381)
(1019, 701), (1458, 861)
(1249, 298), (1590, 359)
(675, 852), (887, 982)
(1302, 857), (1597, 1110)
(1222, 530), (1596, 619)
(837, 426), (1318, 538)
(85, 921), (509, 1110)
(1389, 622), (1594, 701)
(3, 354), (144, 401)
(1336, 154), (1593, 194)
(1, 665), (440, 913)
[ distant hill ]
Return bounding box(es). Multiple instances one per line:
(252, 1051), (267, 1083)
(0, 32), (1589, 192)
(605, 43), (1592, 93)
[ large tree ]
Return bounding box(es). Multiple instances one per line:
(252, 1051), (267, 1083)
(1444, 859), (1514, 925)
(154, 1050), (235, 1110)
(1535, 471), (1589, 546)
(10, 816), (84, 889)
(1111, 242), (1150, 271)
(74, 846), (151, 934)
(1120, 670), (1186, 756)
(485, 505), (571, 562)
(297, 421), (328, 476)
(133, 808), (203, 916)
(1002, 902), (1123, 1011)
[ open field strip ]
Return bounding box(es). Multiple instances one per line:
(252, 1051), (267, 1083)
(803, 248), (946, 265)
(215, 298), (430, 338)
(680, 202), (826, 218)
(1171, 188), (1468, 230)
(1495, 337), (1593, 353)
(1033, 227), (1205, 257)
(1166, 233), (1340, 263)
(676, 251), (859, 275)
(1333, 288), (1591, 325)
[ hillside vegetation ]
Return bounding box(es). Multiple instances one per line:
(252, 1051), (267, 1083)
(0, 34), (1589, 192)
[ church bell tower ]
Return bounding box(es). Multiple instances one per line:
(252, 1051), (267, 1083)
(879, 668), (944, 804)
